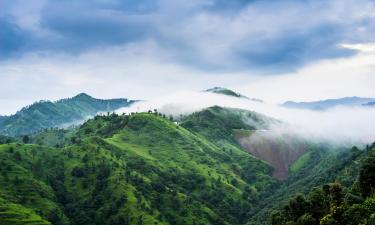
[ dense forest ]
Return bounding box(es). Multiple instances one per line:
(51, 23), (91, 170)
(266, 144), (375, 225)
(0, 105), (374, 225)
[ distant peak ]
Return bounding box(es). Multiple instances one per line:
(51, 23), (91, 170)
(73, 93), (94, 99)
(204, 87), (249, 99)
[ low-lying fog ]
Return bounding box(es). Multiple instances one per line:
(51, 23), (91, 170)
(117, 91), (375, 146)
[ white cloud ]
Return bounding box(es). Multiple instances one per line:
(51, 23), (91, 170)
(236, 45), (375, 103)
(1, 42), (375, 116)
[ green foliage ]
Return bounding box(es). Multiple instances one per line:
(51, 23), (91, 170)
(359, 150), (375, 197)
(250, 144), (364, 224)
(180, 106), (276, 144)
(265, 144), (375, 225)
(290, 152), (311, 173)
(0, 112), (276, 225)
(0, 197), (51, 225)
(0, 93), (134, 137)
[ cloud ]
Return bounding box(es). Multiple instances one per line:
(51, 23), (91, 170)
(0, 41), (374, 115)
(0, 15), (29, 58)
(118, 91), (375, 145)
(340, 43), (375, 53)
(2, 0), (375, 71)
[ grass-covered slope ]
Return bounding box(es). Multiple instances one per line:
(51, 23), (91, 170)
(180, 106), (276, 144)
(0, 112), (277, 225)
(0, 93), (135, 137)
(0, 197), (51, 225)
(180, 106), (307, 180)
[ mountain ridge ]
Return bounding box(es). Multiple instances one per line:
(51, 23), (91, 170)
(282, 96), (375, 110)
(0, 93), (136, 137)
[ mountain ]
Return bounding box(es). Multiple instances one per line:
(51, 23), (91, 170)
(282, 96), (375, 110)
(263, 144), (375, 225)
(180, 106), (307, 180)
(204, 87), (248, 98)
(364, 101), (375, 107)
(0, 93), (135, 137)
(0, 104), (374, 225)
(0, 112), (277, 225)
(204, 87), (263, 102)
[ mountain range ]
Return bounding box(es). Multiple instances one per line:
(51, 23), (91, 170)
(0, 88), (374, 225)
(282, 96), (375, 110)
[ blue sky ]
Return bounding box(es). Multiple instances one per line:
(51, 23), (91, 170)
(0, 0), (375, 114)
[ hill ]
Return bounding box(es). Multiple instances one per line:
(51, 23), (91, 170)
(0, 93), (135, 137)
(203, 87), (263, 102)
(263, 143), (375, 225)
(180, 106), (307, 180)
(0, 112), (277, 225)
(204, 87), (249, 99)
(248, 144), (372, 224)
(282, 97), (375, 110)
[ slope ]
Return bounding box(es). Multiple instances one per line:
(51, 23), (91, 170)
(266, 143), (375, 225)
(180, 106), (307, 180)
(0, 93), (135, 137)
(0, 112), (277, 225)
(248, 144), (369, 224)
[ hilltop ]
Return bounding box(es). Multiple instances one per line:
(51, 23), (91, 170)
(180, 106), (306, 180)
(204, 87), (263, 102)
(0, 93), (135, 137)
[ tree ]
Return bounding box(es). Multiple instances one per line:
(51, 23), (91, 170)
(14, 151), (22, 161)
(359, 154), (375, 197)
(297, 213), (316, 225)
(22, 135), (30, 144)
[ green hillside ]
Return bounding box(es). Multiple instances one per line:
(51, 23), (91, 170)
(0, 112), (277, 225)
(180, 106), (277, 144)
(180, 106), (307, 180)
(249, 144), (371, 224)
(265, 144), (375, 225)
(0, 104), (374, 225)
(0, 197), (51, 225)
(0, 93), (135, 137)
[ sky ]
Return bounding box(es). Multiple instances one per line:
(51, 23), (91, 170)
(1, 0), (375, 115)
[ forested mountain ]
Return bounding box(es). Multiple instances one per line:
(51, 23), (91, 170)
(0, 103), (374, 225)
(0, 93), (135, 137)
(180, 106), (307, 180)
(262, 144), (375, 225)
(249, 145), (365, 224)
(0, 111), (278, 225)
(282, 97), (375, 110)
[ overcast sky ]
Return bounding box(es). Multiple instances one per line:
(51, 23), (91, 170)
(1, 0), (375, 115)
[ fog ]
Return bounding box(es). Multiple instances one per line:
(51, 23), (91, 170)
(117, 91), (375, 146)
